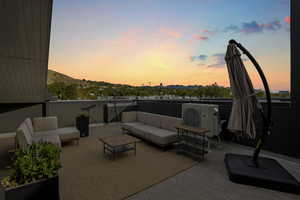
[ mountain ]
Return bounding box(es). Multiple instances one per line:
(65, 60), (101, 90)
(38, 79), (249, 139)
(47, 69), (201, 89)
(47, 69), (82, 85)
(47, 69), (114, 86)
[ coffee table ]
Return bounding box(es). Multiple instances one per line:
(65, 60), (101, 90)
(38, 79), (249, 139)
(99, 134), (140, 160)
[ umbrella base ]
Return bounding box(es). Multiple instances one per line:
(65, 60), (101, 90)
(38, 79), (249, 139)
(224, 153), (300, 194)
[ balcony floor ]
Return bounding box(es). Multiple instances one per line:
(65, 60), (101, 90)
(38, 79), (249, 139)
(128, 141), (300, 200)
(0, 123), (299, 200)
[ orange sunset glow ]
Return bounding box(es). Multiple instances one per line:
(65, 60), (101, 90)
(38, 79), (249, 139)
(49, 0), (290, 91)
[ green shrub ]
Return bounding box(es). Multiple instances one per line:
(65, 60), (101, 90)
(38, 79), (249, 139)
(1, 143), (61, 188)
(77, 111), (89, 118)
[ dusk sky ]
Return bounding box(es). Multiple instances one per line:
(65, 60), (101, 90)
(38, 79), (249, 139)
(48, 0), (291, 91)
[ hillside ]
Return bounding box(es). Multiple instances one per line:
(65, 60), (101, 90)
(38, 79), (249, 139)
(47, 69), (114, 86)
(47, 69), (82, 85)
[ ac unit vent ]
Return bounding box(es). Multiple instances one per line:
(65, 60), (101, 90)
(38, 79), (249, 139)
(182, 103), (219, 138)
(183, 108), (200, 127)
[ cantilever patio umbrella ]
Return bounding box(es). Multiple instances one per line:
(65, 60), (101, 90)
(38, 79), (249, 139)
(225, 42), (260, 139)
(224, 39), (300, 194)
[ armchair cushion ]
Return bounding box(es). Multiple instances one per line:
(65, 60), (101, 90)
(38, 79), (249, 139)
(32, 134), (61, 148)
(24, 118), (34, 135)
(16, 123), (32, 149)
(36, 127), (79, 143)
(33, 116), (58, 132)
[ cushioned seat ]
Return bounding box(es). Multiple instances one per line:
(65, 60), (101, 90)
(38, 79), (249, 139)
(35, 127), (80, 143)
(144, 128), (177, 146)
(32, 134), (61, 148)
(16, 117), (79, 149)
(123, 122), (177, 145)
(122, 111), (182, 147)
(123, 122), (148, 138)
(16, 122), (62, 149)
(55, 127), (80, 143)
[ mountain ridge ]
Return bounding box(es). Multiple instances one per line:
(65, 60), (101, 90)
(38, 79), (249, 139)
(47, 69), (201, 88)
(47, 69), (114, 86)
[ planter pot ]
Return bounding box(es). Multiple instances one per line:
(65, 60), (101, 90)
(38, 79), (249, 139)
(76, 116), (89, 137)
(0, 176), (59, 200)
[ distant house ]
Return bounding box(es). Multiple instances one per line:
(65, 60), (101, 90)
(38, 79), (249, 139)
(279, 91), (289, 95)
(278, 91), (290, 97)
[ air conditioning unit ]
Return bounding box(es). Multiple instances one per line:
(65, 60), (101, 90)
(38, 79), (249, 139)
(182, 103), (219, 138)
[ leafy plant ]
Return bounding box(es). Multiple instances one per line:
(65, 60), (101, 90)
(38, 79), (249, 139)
(1, 143), (61, 188)
(77, 111), (89, 118)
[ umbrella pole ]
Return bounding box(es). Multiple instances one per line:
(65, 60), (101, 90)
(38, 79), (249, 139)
(229, 40), (272, 166)
(224, 40), (299, 194)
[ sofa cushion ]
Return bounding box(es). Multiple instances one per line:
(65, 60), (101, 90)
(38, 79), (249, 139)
(24, 118), (34, 135)
(144, 128), (177, 146)
(123, 122), (177, 146)
(122, 122), (138, 131)
(56, 127), (80, 142)
(160, 115), (183, 132)
(137, 112), (161, 128)
(123, 122), (148, 138)
(145, 113), (161, 128)
(32, 134), (61, 148)
(33, 116), (58, 132)
(136, 112), (148, 124)
(122, 111), (137, 123)
(36, 127), (80, 143)
(16, 123), (32, 149)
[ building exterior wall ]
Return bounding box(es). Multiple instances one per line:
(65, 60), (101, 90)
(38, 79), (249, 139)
(0, 104), (43, 132)
(0, 0), (53, 103)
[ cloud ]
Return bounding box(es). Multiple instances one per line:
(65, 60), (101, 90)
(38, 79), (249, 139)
(212, 53), (226, 58)
(160, 28), (182, 38)
(198, 55), (208, 61)
(240, 21), (263, 33)
(224, 20), (283, 34)
(207, 53), (226, 68)
(190, 54), (208, 62)
(207, 53), (249, 68)
(223, 24), (240, 32)
(192, 34), (209, 41)
(201, 29), (216, 36)
(284, 16), (291, 24)
(192, 29), (216, 41)
(260, 21), (281, 31)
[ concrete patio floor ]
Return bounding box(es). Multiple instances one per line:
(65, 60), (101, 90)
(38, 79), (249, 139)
(0, 123), (299, 200)
(127, 142), (300, 200)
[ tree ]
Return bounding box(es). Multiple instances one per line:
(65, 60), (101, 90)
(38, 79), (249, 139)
(48, 82), (78, 100)
(64, 84), (78, 99)
(256, 90), (265, 98)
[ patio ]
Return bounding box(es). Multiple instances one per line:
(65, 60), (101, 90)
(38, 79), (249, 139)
(1, 123), (299, 200)
(0, 1), (300, 200)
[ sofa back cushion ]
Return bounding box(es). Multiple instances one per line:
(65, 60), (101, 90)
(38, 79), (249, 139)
(24, 118), (34, 135)
(16, 123), (32, 149)
(33, 116), (58, 132)
(136, 112), (147, 123)
(122, 111), (137, 123)
(160, 115), (183, 132)
(137, 112), (161, 128)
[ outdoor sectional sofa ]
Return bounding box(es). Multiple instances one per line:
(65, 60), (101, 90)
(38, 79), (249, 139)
(16, 116), (80, 149)
(121, 111), (183, 148)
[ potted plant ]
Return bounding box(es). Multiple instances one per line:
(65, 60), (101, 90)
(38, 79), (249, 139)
(0, 143), (61, 200)
(76, 111), (90, 137)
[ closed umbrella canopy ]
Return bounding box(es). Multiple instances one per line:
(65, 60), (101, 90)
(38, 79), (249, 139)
(225, 43), (261, 139)
(223, 40), (300, 194)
